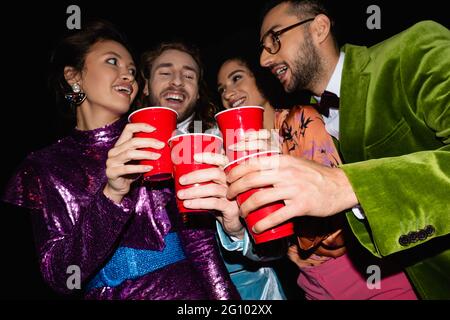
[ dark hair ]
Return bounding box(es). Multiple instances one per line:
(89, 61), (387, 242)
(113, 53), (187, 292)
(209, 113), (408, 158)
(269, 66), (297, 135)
(214, 51), (309, 110)
(139, 41), (216, 133)
(219, 55), (277, 104)
(260, 0), (338, 42)
(48, 19), (137, 120)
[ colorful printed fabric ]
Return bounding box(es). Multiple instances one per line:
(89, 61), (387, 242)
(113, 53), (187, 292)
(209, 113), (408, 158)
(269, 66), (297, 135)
(275, 106), (346, 258)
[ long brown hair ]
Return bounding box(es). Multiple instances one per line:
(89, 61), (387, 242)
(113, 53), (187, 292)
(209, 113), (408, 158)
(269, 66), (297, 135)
(139, 42), (217, 133)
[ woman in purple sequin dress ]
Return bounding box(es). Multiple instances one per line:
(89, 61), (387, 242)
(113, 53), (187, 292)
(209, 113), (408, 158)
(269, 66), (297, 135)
(2, 20), (239, 300)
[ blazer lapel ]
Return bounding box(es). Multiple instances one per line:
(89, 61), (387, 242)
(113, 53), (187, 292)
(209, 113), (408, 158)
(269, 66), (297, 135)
(340, 44), (371, 163)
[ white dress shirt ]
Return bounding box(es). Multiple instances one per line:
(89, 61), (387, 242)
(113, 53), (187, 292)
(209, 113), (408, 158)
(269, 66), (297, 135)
(176, 113), (195, 134)
(314, 52), (365, 219)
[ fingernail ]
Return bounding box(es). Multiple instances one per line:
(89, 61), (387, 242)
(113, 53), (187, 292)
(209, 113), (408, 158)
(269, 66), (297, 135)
(245, 133), (255, 140)
(177, 191), (185, 198)
(145, 166), (153, 171)
(193, 154), (202, 162)
(179, 177), (187, 184)
(184, 200), (191, 207)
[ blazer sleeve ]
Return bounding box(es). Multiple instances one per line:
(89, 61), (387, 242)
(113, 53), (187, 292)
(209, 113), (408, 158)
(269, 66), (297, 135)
(341, 21), (450, 257)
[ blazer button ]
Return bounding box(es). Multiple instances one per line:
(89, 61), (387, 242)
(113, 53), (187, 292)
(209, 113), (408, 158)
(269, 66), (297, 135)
(425, 225), (435, 236)
(417, 229), (427, 241)
(408, 231), (418, 243)
(399, 235), (410, 246)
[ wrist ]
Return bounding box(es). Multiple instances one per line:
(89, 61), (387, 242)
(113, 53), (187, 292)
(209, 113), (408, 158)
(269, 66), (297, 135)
(103, 185), (124, 204)
(227, 226), (246, 240)
(336, 168), (358, 210)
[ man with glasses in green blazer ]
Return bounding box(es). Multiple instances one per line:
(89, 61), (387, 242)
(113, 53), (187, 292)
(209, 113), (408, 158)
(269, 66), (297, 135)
(226, 0), (449, 299)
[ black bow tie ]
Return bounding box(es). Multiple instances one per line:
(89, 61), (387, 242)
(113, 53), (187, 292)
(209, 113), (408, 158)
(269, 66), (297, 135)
(316, 91), (339, 117)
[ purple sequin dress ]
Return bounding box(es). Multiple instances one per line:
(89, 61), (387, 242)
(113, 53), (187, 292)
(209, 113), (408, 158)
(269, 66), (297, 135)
(3, 118), (239, 300)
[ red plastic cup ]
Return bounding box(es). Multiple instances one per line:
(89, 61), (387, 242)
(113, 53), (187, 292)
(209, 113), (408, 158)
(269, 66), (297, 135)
(168, 133), (223, 214)
(224, 150), (294, 244)
(215, 106), (264, 162)
(128, 107), (178, 181)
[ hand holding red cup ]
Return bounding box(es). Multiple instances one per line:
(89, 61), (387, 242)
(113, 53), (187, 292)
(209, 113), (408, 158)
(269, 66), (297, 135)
(224, 150), (295, 244)
(168, 133), (223, 214)
(215, 106), (264, 162)
(128, 107), (178, 181)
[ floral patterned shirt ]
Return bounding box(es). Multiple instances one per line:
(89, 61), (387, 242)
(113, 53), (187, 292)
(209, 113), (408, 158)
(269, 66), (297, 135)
(275, 105), (346, 262)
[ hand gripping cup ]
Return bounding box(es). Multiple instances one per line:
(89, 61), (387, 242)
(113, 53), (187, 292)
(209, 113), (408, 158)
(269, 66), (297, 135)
(168, 133), (223, 214)
(215, 106), (264, 162)
(128, 107), (178, 181)
(224, 151), (295, 244)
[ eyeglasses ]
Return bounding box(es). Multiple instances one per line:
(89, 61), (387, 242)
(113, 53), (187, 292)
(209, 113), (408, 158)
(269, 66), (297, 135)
(260, 17), (315, 55)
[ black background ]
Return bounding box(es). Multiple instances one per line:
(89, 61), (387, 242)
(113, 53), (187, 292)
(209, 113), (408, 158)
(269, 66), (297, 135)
(0, 0), (448, 300)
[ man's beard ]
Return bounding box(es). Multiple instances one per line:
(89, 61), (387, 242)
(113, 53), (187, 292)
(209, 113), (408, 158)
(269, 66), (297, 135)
(147, 92), (196, 123)
(287, 31), (322, 93)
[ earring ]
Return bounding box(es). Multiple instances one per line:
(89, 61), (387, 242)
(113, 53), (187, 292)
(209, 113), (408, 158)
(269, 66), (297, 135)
(65, 83), (86, 105)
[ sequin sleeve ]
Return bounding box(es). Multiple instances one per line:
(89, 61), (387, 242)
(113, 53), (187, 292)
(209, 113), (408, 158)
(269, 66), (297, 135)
(33, 188), (135, 294)
(3, 157), (135, 294)
(178, 225), (241, 300)
(3, 155), (45, 210)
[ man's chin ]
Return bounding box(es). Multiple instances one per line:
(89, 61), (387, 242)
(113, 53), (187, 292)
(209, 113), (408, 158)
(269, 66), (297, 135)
(172, 107), (190, 123)
(284, 83), (295, 93)
(285, 78), (304, 93)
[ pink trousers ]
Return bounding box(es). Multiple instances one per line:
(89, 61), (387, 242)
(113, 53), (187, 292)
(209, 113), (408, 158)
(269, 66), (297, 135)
(298, 252), (417, 300)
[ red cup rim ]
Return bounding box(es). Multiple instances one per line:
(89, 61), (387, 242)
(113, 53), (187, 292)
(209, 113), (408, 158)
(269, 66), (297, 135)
(168, 133), (223, 144)
(253, 223), (294, 243)
(128, 106), (179, 122)
(223, 150), (281, 171)
(214, 106), (264, 119)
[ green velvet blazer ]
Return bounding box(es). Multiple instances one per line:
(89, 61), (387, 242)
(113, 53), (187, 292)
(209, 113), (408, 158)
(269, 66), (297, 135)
(339, 21), (450, 299)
